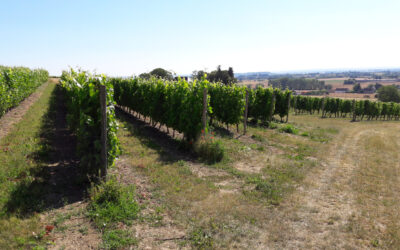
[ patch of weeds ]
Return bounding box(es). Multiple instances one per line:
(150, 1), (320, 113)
(196, 138), (225, 164)
(189, 227), (214, 249)
(78, 226), (88, 235)
(87, 178), (139, 230)
(257, 145), (265, 151)
(278, 124), (298, 134)
(101, 229), (137, 249)
(370, 239), (379, 247)
(300, 131), (309, 137)
(309, 127), (338, 142)
(140, 206), (164, 227)
(268, 122), (278, 129)
(53, 213), (71, 227)
(246, 176), (282, 204)
(250, 144), (265, 152)
(55, 225), (68, 233)
(177, 160), (192, 175)
(251, 134), (265, 142)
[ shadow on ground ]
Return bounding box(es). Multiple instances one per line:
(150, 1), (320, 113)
(5, 85), (87, 216)
(115, 107), (198, 164)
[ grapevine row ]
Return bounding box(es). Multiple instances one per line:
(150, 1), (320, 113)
(0, 66), (48, 117)
(112, 77), (210, 141)
(60, 69), (120, 176)
(112, 77), (291, 138)
(292, 95), (400, 120)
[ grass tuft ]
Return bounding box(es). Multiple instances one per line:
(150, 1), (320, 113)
(101, 229), (137, 249)
(196, 138), (225, 164)
(87, 178), (139, 230)
(278, 124), (298, 134)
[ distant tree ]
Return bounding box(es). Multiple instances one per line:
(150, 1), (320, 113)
(192, 70), (206, 80)
(344, 78), (357, 85)
(207, 65), (237, 85)
(363, 84), (376, 92)
(194, 66), (237, 85)
(353, 83), (362, 93)
(269, 77), (328, 90)
(374, 83), (383, 90)
(149, 68), (173, 80)
(228, 67), (234, 78)
(139, 73), (151, 79)
(377, 85), (400, 102)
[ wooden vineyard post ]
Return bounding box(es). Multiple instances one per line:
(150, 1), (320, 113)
(294, 96), (297, 115)
(286, 94), (291, 123)
(269, 92), (275, 122)
(202, 88), (207, 133)
(351, 99), (356, 122)
(100, 85), (108, 179)
(243, 89), (249, 134)
(321, 96), (326, 118)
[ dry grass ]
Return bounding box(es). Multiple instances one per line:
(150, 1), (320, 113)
(349, 126), (400, 248)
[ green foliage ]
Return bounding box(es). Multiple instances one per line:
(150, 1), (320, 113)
(207, 65), (237, 85)
(113, 76), (210, 141)
(248, 86), (275, 122)
(353, 83), (362, 92)
(293, 94), (400, 121)
(274, 88), (292, 120)
(139, 68), (174, 80)
(87, 178), (139, 229)
(60, 69), (120, 177)
(377, 85), (400, 103)
(0, 66), (48, 117)
(278, 124), (298, 134)
(101, 229), (137, 249)
(208, 82), (245, 126)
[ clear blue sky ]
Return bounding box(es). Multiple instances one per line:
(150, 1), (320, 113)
(0, 0), (399, 76)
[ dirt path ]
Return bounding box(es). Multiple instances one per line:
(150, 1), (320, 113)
(266, 126), (378, 249)
(0, 79), (54, 142)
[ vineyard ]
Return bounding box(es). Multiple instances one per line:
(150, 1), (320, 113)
(292, 95), (400, 120)
(0, 66), (48, 117)
(1, 67), (400, 249)
(59, 69), (400, 172)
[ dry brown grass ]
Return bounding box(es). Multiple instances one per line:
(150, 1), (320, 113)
(349, 126), (400, 248)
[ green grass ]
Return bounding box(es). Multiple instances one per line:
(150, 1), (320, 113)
(87, 178), (139, 249)
(87, 178), (139, 230)
(100, 229), (137, 249)
(0, 82), (55, 249)
(278, 124), (299, 134)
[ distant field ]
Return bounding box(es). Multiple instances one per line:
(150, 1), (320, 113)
(321, 77), (400, 89)
(238, 77), (400, 100)
(238, 80), (268, 88)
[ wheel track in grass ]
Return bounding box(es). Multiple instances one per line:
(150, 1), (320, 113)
(265, 127), (376, 249)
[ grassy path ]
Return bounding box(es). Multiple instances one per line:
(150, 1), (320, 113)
(0, 82), (100, 249)
(269, 117), (400, 249)
(0, 79), (57, 142)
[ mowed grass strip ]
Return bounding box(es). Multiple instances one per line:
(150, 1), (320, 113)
(0, 82), (55, 249)
(350, 127), (400, 248)
(115, 112), (332, 248)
